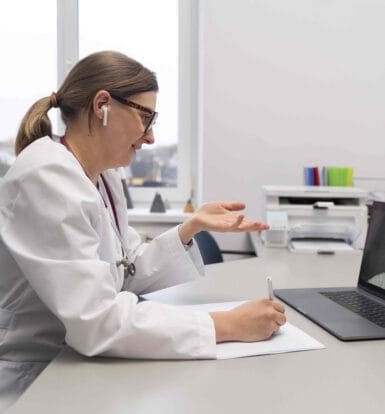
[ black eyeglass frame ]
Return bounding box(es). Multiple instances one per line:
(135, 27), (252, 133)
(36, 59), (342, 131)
(110, 94), (158, 133)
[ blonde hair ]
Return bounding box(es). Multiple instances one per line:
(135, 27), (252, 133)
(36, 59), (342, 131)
(15, 51), (158, 155)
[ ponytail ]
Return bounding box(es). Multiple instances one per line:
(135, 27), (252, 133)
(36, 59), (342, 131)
(15, 96), (53, 156)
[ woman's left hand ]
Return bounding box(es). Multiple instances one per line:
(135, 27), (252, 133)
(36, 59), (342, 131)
(178, 201), (269, 244)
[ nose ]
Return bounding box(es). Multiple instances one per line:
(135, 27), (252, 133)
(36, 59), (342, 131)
(143, 129), (155, 145)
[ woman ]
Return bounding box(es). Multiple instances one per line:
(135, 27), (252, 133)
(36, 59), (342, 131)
(0, 51), (285, 411)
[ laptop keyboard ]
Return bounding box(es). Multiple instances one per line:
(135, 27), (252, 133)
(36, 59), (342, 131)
(321, 291), (385, 328)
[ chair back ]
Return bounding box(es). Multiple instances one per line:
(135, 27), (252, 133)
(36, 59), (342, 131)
(193, 231), (223, 265)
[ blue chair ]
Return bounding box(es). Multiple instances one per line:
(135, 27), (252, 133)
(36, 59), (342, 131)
(193, 231), (224, 265)
(194, 231), (258, 265)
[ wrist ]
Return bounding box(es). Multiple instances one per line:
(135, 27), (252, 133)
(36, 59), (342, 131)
(178, 218), (200, 245)
(210, 311), (234, 343)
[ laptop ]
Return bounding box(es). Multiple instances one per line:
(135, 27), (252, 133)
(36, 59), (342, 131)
(274, 201), (385, 341)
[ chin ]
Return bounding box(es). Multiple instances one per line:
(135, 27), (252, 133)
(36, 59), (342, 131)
(113, 155), (133, 170)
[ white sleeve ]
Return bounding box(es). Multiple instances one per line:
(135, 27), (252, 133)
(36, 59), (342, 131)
(123, 226), (205, 294)
(2, 163), (217, 360)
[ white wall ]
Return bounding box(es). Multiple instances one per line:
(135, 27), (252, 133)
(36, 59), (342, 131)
(199, 0), (385, 251)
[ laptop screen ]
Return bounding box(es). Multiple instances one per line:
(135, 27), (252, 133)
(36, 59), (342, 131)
(358, 201), (385, 298)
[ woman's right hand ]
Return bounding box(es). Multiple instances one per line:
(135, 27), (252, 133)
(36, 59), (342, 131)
(177, 201), (269, 245)
(210, 299), (286, 343)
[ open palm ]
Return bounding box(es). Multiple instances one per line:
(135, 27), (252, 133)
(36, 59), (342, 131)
(193, 201), (269, 233)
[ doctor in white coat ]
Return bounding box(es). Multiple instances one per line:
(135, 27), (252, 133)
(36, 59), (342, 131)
(0, 51), (286, 411)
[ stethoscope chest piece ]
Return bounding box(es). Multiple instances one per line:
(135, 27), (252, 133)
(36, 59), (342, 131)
(125, 262), (136, 277)
(116, 258), (136, 278)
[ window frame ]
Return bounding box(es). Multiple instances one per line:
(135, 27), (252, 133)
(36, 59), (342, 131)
(57, 0), (198, 206)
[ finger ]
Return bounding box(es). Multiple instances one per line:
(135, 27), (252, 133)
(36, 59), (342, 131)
(272, 301), (285, 313)
(272, 324), (281, 334)
(254, 222), (270, 230)
(221, 202), (246, 212)
(241, 221), (269, 231)
(235, 221), (270, 232)
(276, 313), (287, 326)
(229, 214), (244, 229)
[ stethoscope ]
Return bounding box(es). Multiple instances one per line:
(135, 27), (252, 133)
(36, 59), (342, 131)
(59, 136), (136, 278)
(98, 176), (136, 279)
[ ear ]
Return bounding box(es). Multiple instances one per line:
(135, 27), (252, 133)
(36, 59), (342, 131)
(93, 90), (111, 121)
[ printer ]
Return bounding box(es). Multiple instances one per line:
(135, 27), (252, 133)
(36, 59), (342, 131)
(262, 186), (369, 253)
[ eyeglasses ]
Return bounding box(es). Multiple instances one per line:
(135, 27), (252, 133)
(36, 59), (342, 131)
(110, 94), (158, 133)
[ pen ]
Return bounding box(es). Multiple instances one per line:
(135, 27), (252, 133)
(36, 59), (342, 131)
(267, 276), (274, 300)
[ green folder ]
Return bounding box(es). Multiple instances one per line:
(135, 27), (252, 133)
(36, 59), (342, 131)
(327, 167), (354, 187)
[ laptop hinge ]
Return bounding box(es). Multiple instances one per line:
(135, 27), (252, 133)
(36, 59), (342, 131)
(357, 284), (385, 301)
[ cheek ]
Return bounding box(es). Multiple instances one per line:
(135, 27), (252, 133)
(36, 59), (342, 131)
(113, 126), (134, 147)
(123, 122), (141, 143)
(111, 116), (141, 148)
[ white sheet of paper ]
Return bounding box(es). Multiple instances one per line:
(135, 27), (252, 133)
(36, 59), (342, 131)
(181, 301), (325, 359)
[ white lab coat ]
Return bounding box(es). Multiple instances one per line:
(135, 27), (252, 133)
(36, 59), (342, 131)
(0, 137), (216, 411)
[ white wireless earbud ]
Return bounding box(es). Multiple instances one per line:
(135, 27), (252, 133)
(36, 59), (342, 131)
(102, 105), (109, 127)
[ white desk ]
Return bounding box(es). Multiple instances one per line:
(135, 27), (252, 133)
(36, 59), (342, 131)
(8, 250), (385, 414)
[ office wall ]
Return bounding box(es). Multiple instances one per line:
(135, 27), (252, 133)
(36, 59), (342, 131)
(199, 0), (385, 251)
